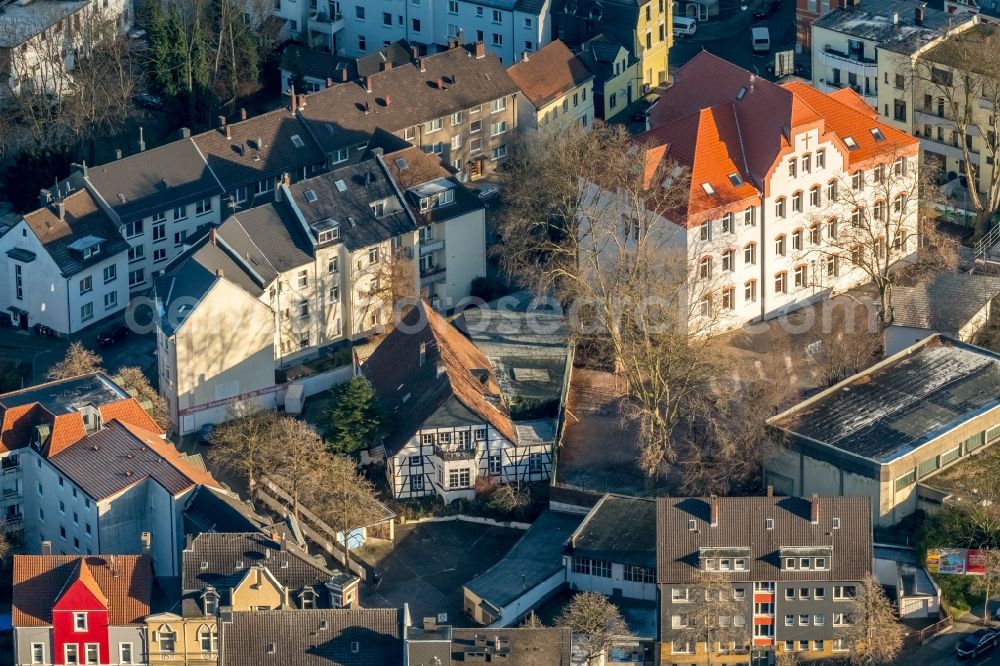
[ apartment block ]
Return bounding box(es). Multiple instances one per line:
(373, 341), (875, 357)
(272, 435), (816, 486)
(507, 39), (595, 133)
(657, 495), (872, 664)
(634, 52), (919, 330)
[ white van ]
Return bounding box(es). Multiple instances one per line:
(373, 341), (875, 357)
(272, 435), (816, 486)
(673, 16), (698, 37)
(751, 26), (771, 53)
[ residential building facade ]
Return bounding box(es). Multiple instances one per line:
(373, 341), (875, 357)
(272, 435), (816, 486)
(507, 39), (595, 133)
(551, 0), (671, 89)
(575, 33), (641, 121)
(657, 495), (872, 664)
(12, 554), (152, 666)
(364, 301), (554, 504)
(767, 334), (1000, 526)
(637, 52), (919, 330)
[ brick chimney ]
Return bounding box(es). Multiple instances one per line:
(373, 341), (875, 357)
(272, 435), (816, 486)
(810, 493), (819, 524)
(216, 268), (224, 278)
(290, 85), (298, 113)
(448, 38), (458, 50)
(326, 77), (334, 88)
(410, 45), (419, 61)
(240, 107), (248, 121)
(474, 40), (486, 59)
(365, 76), (373, 93)
(383, 60), (393, 72)
(209, 227), (217, 246)
(766, 485), (773, 497)
(418, 57), (426, 73)
(710, 496), (719, 527)
(225, 124), (232, 140)
(299, 94), (307, 110)
(341, 68), (349, 82)
(218, 115), (226, 128)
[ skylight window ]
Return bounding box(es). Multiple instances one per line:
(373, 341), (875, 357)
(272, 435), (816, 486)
(870, 128), (885, 142)
(701, 182), (716, 196)
(335, 180), (347, 192)
(728, 173), (743, 187)
(291, 134), (305, 148)
(844, 136), (858, 150)
(395, 158), (408, 169)
(304, 190), (318, 203)
(737, 87), (747, 100)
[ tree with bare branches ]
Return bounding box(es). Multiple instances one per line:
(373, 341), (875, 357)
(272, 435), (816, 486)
(266, 417), (331, 519)
(671, 571), (749, 666)
(807, 302), (882, 387)
(47, 342), (102, 380)
(206, 402), (278, 491)
(972, 550), (1000, 627)
(556, 592), (632, 665)
(312, 454), (383, 572)
(839, 575), (904, 665)
(908, 23), (1000, 238)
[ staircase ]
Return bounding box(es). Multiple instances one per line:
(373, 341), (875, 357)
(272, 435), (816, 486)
(974, 222), (1000, 267)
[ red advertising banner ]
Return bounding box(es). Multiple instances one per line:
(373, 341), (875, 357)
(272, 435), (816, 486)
(967, 549), (987, 575)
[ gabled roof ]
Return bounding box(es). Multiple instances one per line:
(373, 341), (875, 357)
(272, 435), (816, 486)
(84, 140), (223, 222)
(21, 188), (130, 276)
(192, 110), (325, 196)
(13, 554), (153, 627)
(59, 558), (110, 608)
(381, 145), (485, 224)
(183, 485), (268, 535)
(281, 41), (415, 82)
(641, 51), (917, 223)
(575, 33), (635, 81)
(298, 43), (518, 155)
(220, 609), (406, 666)
(48, 420), (220, 500)
(656, 496), (872, 584)
(892, 272), (1000, 332)
(0, 373), (155, 455)
(182, 532), (341, 616)
(507, 40), (594, 108)
(363, 301), (516, 455)
(286, 158), (417, 251)
(218, 202), (314, 278)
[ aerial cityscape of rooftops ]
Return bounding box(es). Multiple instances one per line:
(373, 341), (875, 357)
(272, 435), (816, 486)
(3, 0), (1000, 663)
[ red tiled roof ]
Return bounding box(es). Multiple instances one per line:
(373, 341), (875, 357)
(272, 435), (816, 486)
(507, 39), (594, 108)
(641, 51), (918, 224)
(13, 555), (152, 627)
(0, 403), (44, 454)
(45, 413), (87, 457)
(99, 398), (162, 435)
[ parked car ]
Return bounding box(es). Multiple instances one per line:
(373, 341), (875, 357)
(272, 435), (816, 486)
(753, 0), (781, 19)
(751, 25), (771, 53)
(34, 323), (55, 337)
(97, 323), (129, 346)
(956, 628), (997, 659)
(672, 15), (697, 37)
(477, 184), (499, 200)
(197, 424), (215, 445)
(133, 92), (164, 110)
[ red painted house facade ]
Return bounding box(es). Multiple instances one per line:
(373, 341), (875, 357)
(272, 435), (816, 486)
(13, 554), (152, 665)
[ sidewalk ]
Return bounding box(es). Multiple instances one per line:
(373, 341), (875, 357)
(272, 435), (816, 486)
(686, 0), (770, 41)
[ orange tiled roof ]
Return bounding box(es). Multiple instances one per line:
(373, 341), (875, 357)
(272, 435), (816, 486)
(45, 413), (87, 457)
(507, 39), (594, 108)
(70, 559), (110, 607)
(13, 555), (152, 627)
(99, 398), (162, 435)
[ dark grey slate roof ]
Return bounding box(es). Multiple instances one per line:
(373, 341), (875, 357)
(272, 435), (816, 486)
(576, 33), (634, 81)
(281, 42), (415, 83)
(218, 203), (314, 278)
(570, 495), (656, 569)
(220, 609), (405, 666)
(183, 485), (268, 535)
(181, 532), (339, 617)
(155, 235), (268, 335)
(0, 372), (126, 413)
(656, 496), (872, 584)
(287, 158), (416, 251)
(22, 188), (130, 277)
(464, 510), (582, 610)
(85, 140), (223, 222)
(893, 272), (1000, 332)
(281, 44), (343, 81)
(770, 335), (1000, 462)
(355, 40), (416, 78)
(813, 0), (967, 55)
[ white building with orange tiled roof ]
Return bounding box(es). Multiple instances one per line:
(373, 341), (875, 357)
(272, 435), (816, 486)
(638, 52), (920, 330)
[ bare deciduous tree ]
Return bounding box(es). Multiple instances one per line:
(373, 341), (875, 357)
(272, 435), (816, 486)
(266, 417), (330, 519)
(114, 366), (169, 431)
(312, 454), (383, 572)
(807, 302), (882, 387)
(672, 571), (749, 666)
(555, 591), (632, 665)
(908, 24), (1000, 238)
(840, 575), (904, 665)
(972, 550), (1000, 627)
(48, 342), (102, 380)
(362, 248), (417, 335)
(206, 402), (277, 491)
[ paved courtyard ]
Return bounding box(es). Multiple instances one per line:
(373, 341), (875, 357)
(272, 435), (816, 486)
(358, 520), (524, 627)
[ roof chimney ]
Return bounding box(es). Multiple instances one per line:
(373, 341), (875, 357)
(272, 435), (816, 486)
(216, 268), (224, 278)
(327, 77), (334, 88)
(55, 200), (65, 220)
(915, 3), (925, 24)
(299, 94), (307, 110)
(178, 127), (191, 139)
(138, 126), (146, 152)
(423, 617), (437, 632)
(115, 148), (122, 159)
(810, 493), (819, 525)
(521, 51), (530, 62)
(710, 495), (719, 527)
(438, 77), (447, 90)
(218, 115), (227, 128)
(410, 45), (419, 61)
(418, 57), (426, 73)
(209, 227), (217, 246)
(290, 85), (298, 113)
(474, 40), (486, 59)
(341, 68), (349, 82)
(41, 540), (52, 555)
(365, 76), (373, 93)
(456, 28), (464, 46)
(383, 60), (393, 71)
(240, 107), (248, 121)
(38, 189), (52, 208)
(448, 38), (458, 50)
(767, 485), (773, 497)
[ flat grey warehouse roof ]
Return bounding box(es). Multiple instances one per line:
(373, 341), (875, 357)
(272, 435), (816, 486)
(770, 335), (1000, 463)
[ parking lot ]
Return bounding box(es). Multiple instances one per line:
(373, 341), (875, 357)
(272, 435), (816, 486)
(913, 621), (1000, 666)
(358, 520), (524, 627)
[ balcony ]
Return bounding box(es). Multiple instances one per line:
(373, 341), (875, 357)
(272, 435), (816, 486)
(308, 11), (344, 39)
(419, 239), (444, 256)
(420, 265), (447, 287)
(818, 45), (877, 78)
(4, 514), (23, 531)
(434, 445), (477, 461)
(1, 458), (20, 475)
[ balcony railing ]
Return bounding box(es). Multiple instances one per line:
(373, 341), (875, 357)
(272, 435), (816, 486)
(420, 265), (446, 279)
(822, 44), (876, 65)
(434, 445), (477, 461)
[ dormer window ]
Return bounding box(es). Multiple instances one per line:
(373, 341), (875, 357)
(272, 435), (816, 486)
(300, 587), (317, 609)
(82, 244), (101, 259)
(371, 200), (386, 217)
(312, 218), (340, 243)
(202, 588), (219, 615)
